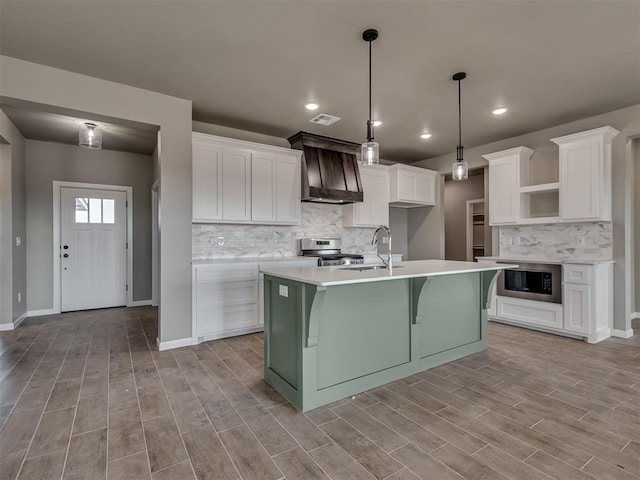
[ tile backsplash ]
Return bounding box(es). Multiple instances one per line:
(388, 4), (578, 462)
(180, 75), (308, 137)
(499, 222), (612, 261)
(192, 203), (377, 260)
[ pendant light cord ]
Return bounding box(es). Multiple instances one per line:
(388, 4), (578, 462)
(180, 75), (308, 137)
(457, 78), (462, 149)
(368, 38), (373, 142)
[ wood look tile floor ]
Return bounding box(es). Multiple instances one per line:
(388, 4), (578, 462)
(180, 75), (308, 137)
(1, 307), (639, 480)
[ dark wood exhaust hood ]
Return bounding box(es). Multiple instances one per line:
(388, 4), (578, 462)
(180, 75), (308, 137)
(288, 131), (364, 204)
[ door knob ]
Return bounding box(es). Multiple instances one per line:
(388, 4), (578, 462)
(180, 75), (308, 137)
(63, 245), (69, 249)
(63, 253), (69, 258)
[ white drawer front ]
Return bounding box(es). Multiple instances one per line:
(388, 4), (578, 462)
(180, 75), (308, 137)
(563, 264), (591, 285)
(196, 281), (258, 310)
(196, 304), (259, 337)
(195, 263), (259, 284)
(497, 296), (563, 329)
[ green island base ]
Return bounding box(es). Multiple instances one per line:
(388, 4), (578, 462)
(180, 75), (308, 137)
(263, 270), (500, 412)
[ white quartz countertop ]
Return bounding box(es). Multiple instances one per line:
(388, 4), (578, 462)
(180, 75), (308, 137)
(477, 256), (614, 265)
(260, 260), (517, 287)
(192, 256), (318, 265)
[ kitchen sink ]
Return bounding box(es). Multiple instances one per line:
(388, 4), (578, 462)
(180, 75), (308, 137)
(339, 265), (403, 271)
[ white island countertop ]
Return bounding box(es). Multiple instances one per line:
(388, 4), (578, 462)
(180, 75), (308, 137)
(261, 260), (517, 287)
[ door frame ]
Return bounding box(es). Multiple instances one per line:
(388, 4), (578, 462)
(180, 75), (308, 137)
(151, 179), (159, 307)
(53, 181), (133, 313)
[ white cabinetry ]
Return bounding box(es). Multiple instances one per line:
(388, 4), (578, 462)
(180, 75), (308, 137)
(192, 263), (261, 342)
(192, 133), (302, 225)
(251, 151), (301, 224)
(343, 164), (390, 227)
(483, 147), (533, 225)
(389, 164), (436, 207)
(563, 263), (612, 343)
(552, 126), (619, 222)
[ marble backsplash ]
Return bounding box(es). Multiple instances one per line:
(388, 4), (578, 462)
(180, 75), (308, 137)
(192, 203), (378, 260)
(499, 222), (612, 261)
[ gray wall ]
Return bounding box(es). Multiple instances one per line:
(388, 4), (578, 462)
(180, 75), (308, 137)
(635, 138), (640, 314)
(0, 109), (27, 325)
(410, 104), (640, 331)
(25, 140), (153, 309)
(2, 56), (192, 343)
(444, 173), (485, 261)
(389, 208), (408, 257)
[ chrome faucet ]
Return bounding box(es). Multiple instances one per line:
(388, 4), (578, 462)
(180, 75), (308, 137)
(371, 225), (392, 269)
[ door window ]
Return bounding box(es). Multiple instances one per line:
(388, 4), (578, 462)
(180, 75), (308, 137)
(75, 197), (116, 224)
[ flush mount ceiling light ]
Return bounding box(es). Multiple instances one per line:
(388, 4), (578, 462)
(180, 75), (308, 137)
(492, 107), (508, 115)
(79, 122), (102, 149)
(305, 103), (319, 111)
(451, 72), (468, 181)
(420, 133), (432, 139)
(361, 28), (380, 166)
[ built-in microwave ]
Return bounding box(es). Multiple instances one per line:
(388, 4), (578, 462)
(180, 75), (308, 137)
(497, 262), (562, 304)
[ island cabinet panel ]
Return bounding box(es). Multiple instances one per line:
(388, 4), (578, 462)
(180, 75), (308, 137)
(315, 282), (410, 389)
(416, 274), (481, 358)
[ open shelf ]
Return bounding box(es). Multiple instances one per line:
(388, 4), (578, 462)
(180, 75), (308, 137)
(519, 182), (559, 194)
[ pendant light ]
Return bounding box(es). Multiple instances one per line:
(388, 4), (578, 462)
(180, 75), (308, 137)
(79, 122), (102, 150)
(452, 72), (468, 180)
(361, 28), (379, 166)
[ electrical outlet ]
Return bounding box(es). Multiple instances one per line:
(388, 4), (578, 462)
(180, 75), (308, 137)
(279, 285), (289, 297)
(382, 236), (389, 244)
(514, 236), (521, 245)
(217, 236), (225, 247)
(577, 236), (585, 246)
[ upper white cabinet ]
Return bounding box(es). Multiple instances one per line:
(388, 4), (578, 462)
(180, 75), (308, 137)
(552, 126), (619, 222)
(192, 133), (302, 225)
(389, 164), (437, 207)
(484, 147), (533, 225)
(343, 164), (390, 227)
(484, 126), (618, 226)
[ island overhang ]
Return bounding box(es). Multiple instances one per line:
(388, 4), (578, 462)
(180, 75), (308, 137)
(262, 260), (515, 412)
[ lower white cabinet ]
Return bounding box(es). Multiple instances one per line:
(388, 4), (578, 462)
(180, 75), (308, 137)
(487, 262), (612, 343)
(562, 263), (612, 343)
(193, 258), (318, 342)
(192, 263), (261, 342)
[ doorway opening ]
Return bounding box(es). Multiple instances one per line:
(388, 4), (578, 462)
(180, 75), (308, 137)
(443, 167), (491, 261)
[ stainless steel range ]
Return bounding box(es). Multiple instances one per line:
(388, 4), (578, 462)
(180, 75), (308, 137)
(299, 238), (364, 266)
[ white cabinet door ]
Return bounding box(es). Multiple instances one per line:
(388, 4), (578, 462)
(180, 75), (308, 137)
(553, 126), (618, 222)
(251, 151), (277, 222)
(192, 141), (222, 221)
(563, 283), (590, 334)
(276, 154), (301, 224)
(344, 165), (389, 227)
(389, 165), (436, 207)
(488, 157), (519, 225)
(222, 147), (252, 222)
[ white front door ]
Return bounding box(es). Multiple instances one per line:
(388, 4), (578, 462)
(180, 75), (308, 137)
(61, 187), (127, 311)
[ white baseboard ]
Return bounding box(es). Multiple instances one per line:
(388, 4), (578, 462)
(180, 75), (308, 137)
(129, 300), (153, 307)
(0, 312), (28, 331)
(157, 337), (194, 351)
(27, 308), (59, 317)
(612, 328), (634, 339)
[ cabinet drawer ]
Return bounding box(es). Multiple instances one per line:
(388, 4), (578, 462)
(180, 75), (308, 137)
(196, 281), (258, 310)
(196, 304), (259, 338)
(195, 263), (259, 284)
(563, 264), (591, 285)
(497, 296), (563, 329)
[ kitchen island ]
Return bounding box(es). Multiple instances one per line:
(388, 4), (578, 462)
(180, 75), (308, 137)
(261, 260), (515, 411)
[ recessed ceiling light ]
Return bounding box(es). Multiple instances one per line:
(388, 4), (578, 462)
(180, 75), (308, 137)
(492, 108), (507, 115)
(420, 133), (432, 139)
(372, 120), (382, 127)
(305, 103), (319, 111)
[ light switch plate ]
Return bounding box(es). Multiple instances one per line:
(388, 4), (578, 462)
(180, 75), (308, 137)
(217, 236), (225, 246)
(279, 285), (289, 297)
(15, 236), (21, 247)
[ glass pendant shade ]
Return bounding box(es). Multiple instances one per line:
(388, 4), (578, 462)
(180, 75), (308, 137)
(452, 160), (469, 180)
(79, 122), (102, 149)
(361, 140), (379, 166)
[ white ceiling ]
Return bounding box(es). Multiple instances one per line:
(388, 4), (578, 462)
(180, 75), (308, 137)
(1, 1), (639, 162)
